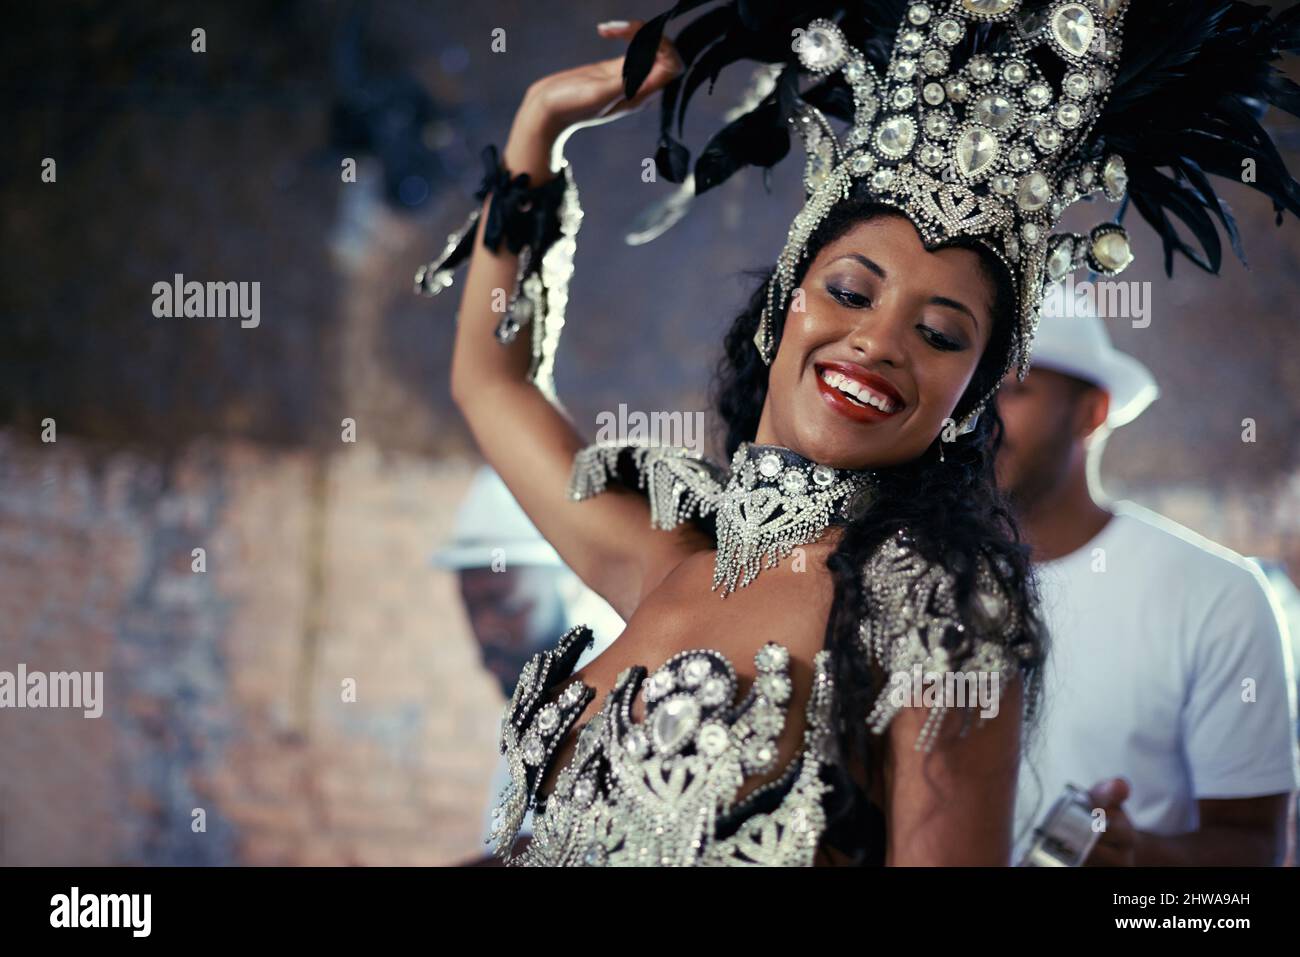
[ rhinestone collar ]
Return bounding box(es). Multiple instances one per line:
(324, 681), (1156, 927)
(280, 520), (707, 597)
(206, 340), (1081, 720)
(712, 441), (877, 596)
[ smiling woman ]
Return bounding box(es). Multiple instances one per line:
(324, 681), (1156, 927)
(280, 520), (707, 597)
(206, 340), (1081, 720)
(432, 0), (1300, 867)
(699, 189), (1040, 865)
(754, 207), (1015, 469)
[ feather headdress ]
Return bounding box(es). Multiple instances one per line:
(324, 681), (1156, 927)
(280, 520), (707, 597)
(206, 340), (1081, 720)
(621, 0), (1300, 428)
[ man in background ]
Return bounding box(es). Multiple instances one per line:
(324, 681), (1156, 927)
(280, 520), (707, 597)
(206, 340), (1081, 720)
(995, 301), (1299, 866)
(433, 466), (623, 862)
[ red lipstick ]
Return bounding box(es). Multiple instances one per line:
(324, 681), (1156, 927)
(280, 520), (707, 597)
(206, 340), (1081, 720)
(814, 361), (905, 424)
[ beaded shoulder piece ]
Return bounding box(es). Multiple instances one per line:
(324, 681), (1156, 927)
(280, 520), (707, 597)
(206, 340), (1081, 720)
(568, 440), (876, 597)
(487, 625), (837, 866)
(567, 442), (729, 532)
(857, 528), (1039, 751)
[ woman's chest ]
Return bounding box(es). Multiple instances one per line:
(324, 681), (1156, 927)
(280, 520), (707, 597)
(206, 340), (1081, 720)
(530, 548), (839, 813)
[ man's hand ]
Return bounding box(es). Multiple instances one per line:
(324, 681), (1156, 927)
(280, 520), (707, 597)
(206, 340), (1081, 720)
(1085, 776), (1137, 866)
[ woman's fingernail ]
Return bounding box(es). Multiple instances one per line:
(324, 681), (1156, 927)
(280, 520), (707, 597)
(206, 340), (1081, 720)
(597, 20), (629, 30)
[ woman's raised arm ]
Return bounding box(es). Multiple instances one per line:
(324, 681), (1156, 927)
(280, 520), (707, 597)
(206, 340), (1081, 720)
(449, 21), (696, 620)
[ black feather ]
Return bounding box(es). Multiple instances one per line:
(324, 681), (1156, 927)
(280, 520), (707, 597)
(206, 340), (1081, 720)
(623, 1), (717, 100)
(623, 10), (673, 101)
(1176, 157), (1247, 265)
(1093, 0), (1300, 275)
(694, 99), (792, 193)
(649, 7), (741, 182)
(655, 133), (692, 183)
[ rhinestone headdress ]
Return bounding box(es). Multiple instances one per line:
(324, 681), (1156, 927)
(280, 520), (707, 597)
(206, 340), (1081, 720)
(618, 0), (1300, 432)
(759, 1), (1135, 429)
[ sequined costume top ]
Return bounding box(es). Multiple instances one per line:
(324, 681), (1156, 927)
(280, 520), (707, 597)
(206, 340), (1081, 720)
(485, 441), (1036, 866)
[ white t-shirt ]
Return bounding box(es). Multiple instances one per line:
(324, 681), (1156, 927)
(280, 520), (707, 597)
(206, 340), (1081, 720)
(1014, 501), (1300, 859)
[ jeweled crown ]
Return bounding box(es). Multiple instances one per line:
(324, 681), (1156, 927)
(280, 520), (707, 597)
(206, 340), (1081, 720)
(757, 0), (1135, 420)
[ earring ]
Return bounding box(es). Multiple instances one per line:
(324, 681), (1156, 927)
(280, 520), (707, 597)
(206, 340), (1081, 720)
(939, 440), (946, 464)
(956, 401), (985, 436)
(753, 303), (774, 365)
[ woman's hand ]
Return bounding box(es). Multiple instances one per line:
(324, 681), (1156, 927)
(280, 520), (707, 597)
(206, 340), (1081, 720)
(507, 19), (683, 178)
(526, 19), (684, 137)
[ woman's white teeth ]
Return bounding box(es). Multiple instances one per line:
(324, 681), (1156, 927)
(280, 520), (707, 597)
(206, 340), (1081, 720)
(820, 369), (897, 413)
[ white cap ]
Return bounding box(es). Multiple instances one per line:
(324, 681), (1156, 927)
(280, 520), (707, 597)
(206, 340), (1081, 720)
(431, 466), (562, 569)
(1027, 294), (1159, 428)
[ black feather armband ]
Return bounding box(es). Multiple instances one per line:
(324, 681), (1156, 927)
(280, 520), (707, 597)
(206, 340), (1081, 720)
(415, 143), (582, 400)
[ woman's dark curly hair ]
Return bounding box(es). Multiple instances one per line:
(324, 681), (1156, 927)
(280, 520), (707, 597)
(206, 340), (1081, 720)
(710, 192), (1048, 864)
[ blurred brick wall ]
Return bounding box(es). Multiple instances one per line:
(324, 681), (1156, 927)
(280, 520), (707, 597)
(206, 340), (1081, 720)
(0, 431), (501, 865)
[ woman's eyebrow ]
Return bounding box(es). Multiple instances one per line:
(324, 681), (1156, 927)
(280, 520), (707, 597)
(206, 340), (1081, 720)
(830, 252), (980, 332)
(929, 295), (980, 332)
(831, 252), (887, 279)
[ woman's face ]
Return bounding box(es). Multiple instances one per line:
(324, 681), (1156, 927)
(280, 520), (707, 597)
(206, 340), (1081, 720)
(754, 214), (997, 469)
